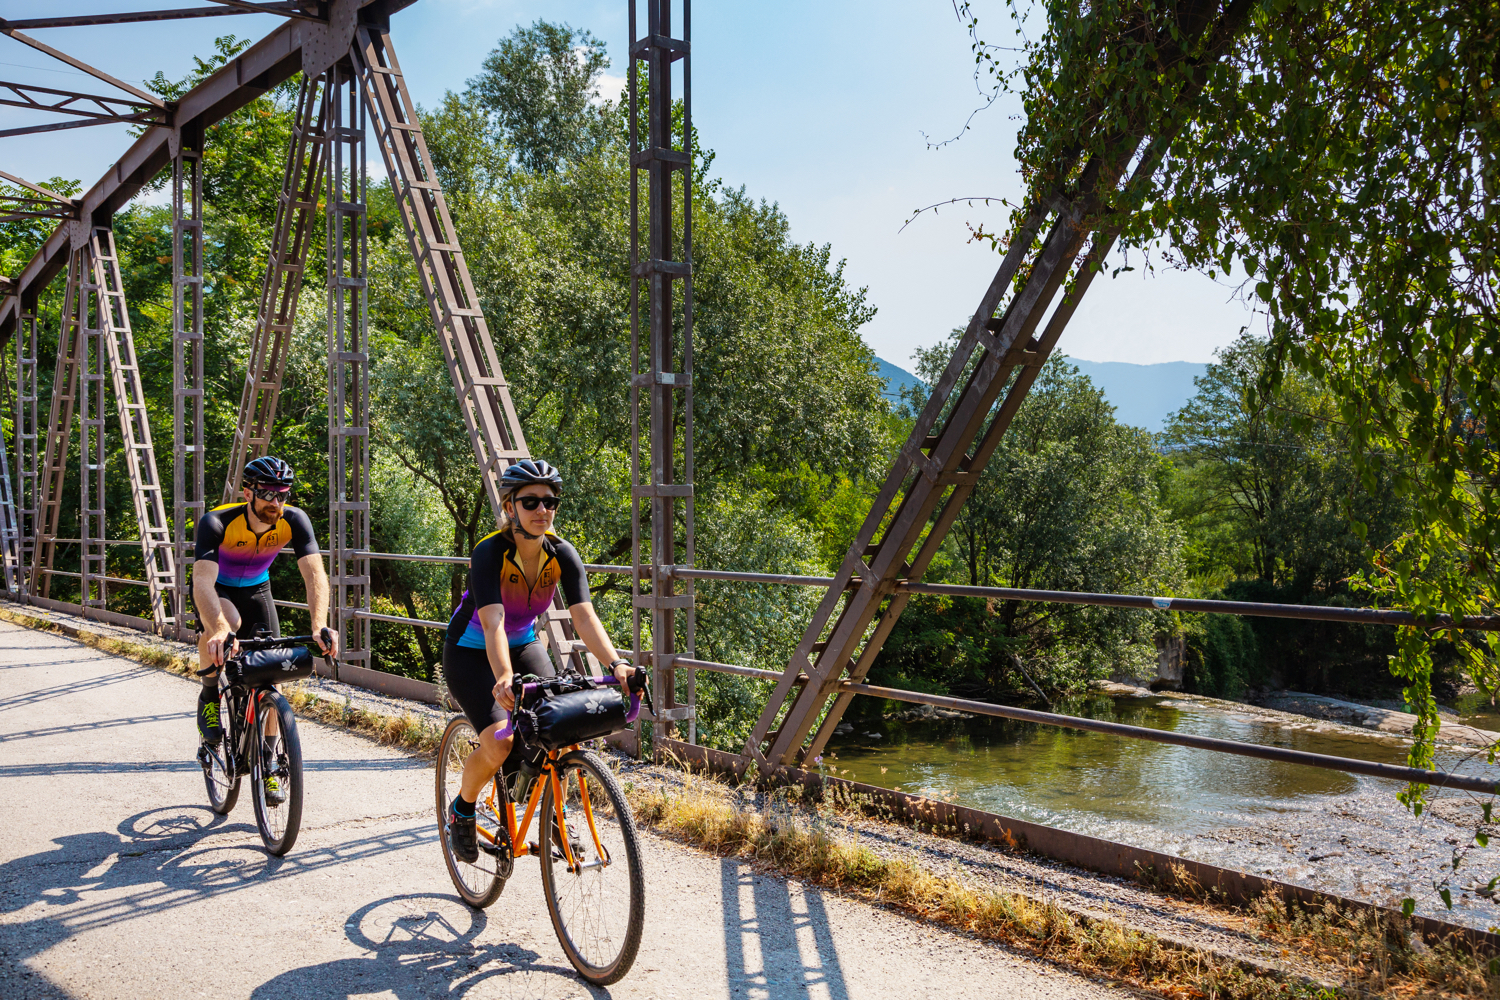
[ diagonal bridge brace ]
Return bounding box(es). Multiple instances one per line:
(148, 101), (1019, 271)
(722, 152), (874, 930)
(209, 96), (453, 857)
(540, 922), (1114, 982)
(747, 0), (1255, 769)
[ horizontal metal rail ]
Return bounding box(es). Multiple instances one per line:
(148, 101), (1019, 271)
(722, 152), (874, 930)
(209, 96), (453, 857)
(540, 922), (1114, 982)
(356, 551), (1500, 629)
(353, 608), (446, 628)
(899, 581), (1500, 631)
(40, 569), (148, 587)
(673, 659), (1499, 794)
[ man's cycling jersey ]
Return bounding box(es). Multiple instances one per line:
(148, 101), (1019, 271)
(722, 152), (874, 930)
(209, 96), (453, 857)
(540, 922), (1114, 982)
(194, 502), (319, 588)
(446, 528), (589, 649)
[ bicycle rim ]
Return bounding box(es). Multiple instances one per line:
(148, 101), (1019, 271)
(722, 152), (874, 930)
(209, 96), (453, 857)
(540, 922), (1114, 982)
(436, 716), (507, 908)
(251, 689), (303, 856)
(540, 750), (644, 985)
(201, 735), (239, 815)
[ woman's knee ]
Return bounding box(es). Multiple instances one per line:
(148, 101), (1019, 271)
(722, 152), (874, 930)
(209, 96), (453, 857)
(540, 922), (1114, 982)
(474, 725), (512, 764)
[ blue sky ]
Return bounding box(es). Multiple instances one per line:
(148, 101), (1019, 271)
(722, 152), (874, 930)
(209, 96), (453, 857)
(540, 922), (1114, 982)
(1, 0), (1259, 367)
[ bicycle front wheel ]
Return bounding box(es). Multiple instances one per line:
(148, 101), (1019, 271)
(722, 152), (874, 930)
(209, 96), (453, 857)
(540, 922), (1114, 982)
(251, 689), (304, 856)
(201, 689), (239, 815)
(540, 749), (644, 985)
(436, 716), (508, 908)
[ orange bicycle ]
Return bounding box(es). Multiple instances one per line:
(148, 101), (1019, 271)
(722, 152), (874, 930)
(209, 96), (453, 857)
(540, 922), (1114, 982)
(435, 671), (647, 985)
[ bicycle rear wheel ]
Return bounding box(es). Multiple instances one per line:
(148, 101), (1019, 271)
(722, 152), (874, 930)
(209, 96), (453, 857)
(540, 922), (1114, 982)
(540, 749), (644, 985)
(200, 687), (239, 815)
(436, 715), (508, 908)
(251, 689), (303, 856)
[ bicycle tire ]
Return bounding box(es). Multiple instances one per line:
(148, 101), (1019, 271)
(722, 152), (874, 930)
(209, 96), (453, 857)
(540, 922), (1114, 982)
(436, 715), (507, 908)
(540, 749), (644, 985)
(251, 689), (303, 856)
(202, 687), (240, 815)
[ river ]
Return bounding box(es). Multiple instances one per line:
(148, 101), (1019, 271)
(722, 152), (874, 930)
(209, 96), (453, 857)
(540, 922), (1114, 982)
(823, 692), (1500, 929)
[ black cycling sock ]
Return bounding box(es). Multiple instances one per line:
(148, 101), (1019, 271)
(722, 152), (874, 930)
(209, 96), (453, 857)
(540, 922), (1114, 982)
(452, 795), (476, 818)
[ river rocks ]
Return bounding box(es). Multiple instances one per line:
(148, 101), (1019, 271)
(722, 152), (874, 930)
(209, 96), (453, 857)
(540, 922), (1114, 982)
(888, 704), (973, 721)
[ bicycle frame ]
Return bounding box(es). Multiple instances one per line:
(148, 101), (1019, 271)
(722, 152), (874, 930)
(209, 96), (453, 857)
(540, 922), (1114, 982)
(474, 673), (644, 872)
(471, 746), (609, 874)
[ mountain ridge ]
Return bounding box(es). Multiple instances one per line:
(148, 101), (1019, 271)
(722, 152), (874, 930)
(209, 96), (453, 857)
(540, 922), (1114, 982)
(874, 355), (1207, 433)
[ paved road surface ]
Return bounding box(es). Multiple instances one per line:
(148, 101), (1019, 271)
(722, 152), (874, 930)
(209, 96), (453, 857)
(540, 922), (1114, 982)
(0, 622), (1123, 1000)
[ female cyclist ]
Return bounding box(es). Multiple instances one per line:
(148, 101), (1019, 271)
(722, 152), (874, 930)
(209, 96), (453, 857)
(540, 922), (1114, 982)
(443, 459), (634, 863)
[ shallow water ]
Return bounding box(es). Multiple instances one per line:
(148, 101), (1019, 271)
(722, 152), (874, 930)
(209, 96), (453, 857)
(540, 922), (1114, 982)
(824, 694), (1500, 928)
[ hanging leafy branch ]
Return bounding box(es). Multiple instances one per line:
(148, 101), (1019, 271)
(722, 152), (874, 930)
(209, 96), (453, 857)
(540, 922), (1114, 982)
(973, 0), (1499, 841)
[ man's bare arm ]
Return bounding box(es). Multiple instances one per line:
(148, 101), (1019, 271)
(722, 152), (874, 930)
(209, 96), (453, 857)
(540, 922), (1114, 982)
(192, 560), (234, 666)
(296, 552), (337, 657)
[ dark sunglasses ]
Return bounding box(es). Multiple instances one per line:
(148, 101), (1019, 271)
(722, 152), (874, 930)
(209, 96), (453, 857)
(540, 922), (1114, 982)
(514, 496), (561, 511)
(251, 487), (291, 502)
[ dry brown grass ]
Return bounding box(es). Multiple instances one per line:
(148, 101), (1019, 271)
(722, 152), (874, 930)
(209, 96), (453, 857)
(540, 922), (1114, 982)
(626, 776), (1500, 999)
(1248, 895), (1500, 998)
(282, 684), (443, 754)
(626, 778), (1324, 999)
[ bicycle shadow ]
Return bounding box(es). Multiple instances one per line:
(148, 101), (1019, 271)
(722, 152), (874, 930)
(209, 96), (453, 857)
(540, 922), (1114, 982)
(0, 803), (424, 935)
(0, 805), (244, 1000)
(250, 893), (595, 1000)
(721, 859), (851, 1000)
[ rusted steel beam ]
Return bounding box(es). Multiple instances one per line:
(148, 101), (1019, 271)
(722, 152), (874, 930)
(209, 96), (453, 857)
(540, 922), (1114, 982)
(3, 6), (306, 30)
(0, 23), (166, 108)
(0, 169), (70, 203)
(0, 0), (421, 341)
(0, 79), (167, 125)
(197, 0), (327, 20)
(629, 0), (697, 744)
(221, 72), (329, 501)
(746, 0), (1257, 769)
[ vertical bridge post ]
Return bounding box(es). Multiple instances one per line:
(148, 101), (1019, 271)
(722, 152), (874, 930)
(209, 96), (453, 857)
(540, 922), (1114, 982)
(173, 126), (206, 634)
(629, 0), (696, 746)
(76, 237), (107, 612)
(14, 296), (39, 597)
(327, 61), (370, 670)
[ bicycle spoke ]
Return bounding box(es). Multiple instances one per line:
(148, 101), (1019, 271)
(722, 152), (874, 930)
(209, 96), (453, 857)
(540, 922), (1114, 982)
(540, 751), (643, 984)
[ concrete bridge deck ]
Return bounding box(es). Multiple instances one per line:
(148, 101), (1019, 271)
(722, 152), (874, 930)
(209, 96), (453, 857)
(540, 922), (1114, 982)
(0, 621), (1119, 1000)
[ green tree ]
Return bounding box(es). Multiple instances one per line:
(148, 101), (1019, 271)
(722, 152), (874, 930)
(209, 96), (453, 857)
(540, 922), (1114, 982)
(963, 0), (1498, 808)
(873, 348), (1184, 698)
(467, 20), (612, 174)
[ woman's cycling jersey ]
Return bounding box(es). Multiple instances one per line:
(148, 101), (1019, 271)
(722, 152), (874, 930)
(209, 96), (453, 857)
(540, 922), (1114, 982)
(194, 502), (319, 588)
(446, 529), (589, 649)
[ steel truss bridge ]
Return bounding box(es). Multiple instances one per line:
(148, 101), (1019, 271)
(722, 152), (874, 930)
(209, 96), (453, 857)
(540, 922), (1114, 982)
(1, 0), (1497, 948)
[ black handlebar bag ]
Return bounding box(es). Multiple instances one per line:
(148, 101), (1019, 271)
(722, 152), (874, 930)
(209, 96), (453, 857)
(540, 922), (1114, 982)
(518, 686), (628, 751)
(224, 647), (316, 687)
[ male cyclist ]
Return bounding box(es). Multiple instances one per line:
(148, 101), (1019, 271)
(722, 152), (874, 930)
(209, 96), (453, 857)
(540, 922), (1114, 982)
(192, 456), (338, 802)
(442, 460), (634, 864)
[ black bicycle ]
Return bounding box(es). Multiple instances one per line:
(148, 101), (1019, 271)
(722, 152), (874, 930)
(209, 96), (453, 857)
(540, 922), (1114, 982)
(196, 632), (328, 856)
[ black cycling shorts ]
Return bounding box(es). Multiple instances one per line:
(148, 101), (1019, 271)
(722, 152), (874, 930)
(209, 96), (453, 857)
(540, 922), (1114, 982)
(443, 639), (555, 734)
(194, 579), (279, 640)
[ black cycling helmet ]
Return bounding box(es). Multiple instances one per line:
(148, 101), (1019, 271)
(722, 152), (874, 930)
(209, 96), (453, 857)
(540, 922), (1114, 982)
(500, 459), (563, 495)
(244, 455), (295, 488)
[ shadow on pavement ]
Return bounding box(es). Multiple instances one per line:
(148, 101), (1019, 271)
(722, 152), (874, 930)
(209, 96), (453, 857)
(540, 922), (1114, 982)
(722, 859), (849, 1000)
(1, 804), (428, 937)
(251, 894), (600, 1000)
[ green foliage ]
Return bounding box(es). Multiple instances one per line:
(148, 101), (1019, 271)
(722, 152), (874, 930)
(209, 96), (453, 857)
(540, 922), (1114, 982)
(1181, 609), (1259, 699)
(466, 20), (612, 174)
(1161, 333), (1411, 594)
(980, 0), (1500, 826)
